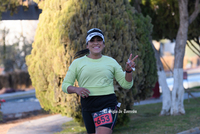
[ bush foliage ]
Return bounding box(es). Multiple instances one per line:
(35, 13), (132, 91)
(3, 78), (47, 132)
(26, 0), (157, 126)
(0, 71), (32, 90)
(0, 99), (5, 121)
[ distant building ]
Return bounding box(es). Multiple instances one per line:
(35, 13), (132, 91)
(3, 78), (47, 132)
(153, 39), (200, 71)
(0, 1), (42, 46)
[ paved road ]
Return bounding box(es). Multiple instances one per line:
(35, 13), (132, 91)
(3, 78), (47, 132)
(166, 73), (200, 91)
(7, 114), (72, 134)
(134, 92), (200, 105)
(0, 90), (42, 121)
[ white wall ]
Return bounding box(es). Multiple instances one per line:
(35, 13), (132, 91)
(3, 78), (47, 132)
(163, 41), (175, 55)
(0, 20), (38, 46)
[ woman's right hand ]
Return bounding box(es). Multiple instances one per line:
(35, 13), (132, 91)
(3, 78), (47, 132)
(75, 87), (90, 98)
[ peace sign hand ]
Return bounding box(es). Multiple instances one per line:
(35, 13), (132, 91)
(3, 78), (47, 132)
(126, 54), (138, 71)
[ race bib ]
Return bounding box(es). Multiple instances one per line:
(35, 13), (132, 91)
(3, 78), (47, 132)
(92, 108), (113, 127)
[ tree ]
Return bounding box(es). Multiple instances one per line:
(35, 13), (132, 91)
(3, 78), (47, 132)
(187, 1), (200, 57)
(171, 0), (199, 115)
(0, 0), (20, 18)
(130, 0), (173, 115)
(131, 0), (200, 115)
(0, 34), (32, 72)
(26, 0), (157, 126)
(186, 39), (200, 58)
(0, 27), (9, 61)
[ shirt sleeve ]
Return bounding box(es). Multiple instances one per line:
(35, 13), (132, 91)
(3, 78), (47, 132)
(113, 60), (133, 90)
(62, 60), (77, 93)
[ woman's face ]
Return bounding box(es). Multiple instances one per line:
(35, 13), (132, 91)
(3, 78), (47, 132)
(87, 36), (105, 56)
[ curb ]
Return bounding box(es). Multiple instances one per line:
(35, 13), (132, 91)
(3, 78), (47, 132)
(1, 109), (48, 123)
(177, 127), (200, 134)
(0, 90), (35, 101)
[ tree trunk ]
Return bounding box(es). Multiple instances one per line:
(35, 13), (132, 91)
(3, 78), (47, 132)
(3, 28), (6, 60)
(171, 0), (189, 115)
(132, 0), (141, 13)
(150, 40), (171, 115)
(158, 70), (171, 115)
(150, 0), (200, 116)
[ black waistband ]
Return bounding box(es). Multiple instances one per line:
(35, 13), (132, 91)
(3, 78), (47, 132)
(81, 94), (118, 112)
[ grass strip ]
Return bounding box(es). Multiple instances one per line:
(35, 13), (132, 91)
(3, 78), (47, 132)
(57, 96), (200, 134)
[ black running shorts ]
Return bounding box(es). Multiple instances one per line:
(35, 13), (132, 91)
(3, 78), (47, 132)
(82, 106), (118, 133)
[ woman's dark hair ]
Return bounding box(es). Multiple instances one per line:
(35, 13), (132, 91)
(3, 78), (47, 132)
(74, 49), (89, 59)
(74, 28), (104, 59)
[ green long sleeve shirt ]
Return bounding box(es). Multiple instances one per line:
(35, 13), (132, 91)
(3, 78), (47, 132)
(62, 55), (133, 96)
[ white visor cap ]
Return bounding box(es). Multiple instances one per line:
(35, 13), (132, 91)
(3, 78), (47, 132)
(86, 28), (105, 44)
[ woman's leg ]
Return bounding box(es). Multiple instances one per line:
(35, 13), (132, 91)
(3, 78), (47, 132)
(82, 110), (95, 134)
(96, 126), (112, 134)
